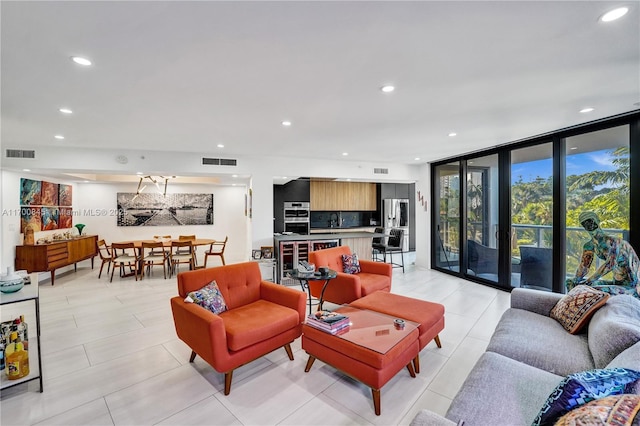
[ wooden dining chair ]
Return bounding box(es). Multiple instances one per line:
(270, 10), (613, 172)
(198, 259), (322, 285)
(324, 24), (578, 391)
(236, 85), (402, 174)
(110, 242), (142, 282)
(96, 239), (113, 279)
(170, 240), (195, 274)
(141, 241), (169, 279)
(178, 235), (198, 265)
(204, 236), (228, 267)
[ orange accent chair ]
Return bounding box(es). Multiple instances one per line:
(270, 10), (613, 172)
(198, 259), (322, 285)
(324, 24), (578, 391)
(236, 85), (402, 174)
(308, 246), (392, 305)
(170, 261), (306, 395)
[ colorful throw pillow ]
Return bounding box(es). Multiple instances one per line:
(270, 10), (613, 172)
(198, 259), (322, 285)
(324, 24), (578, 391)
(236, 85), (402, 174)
(342, 253), (361, 274)
(554, 394), (640, 426)
(532, 368), (640, 426)
(550, 285), (609, 334)
(185, 280), (228, 314)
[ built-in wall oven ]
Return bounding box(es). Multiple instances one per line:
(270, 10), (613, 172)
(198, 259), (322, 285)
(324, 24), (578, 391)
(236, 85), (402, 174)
(283, 202), (310, 235)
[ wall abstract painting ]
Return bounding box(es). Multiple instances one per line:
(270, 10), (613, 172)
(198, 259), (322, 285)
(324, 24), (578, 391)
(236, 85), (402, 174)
(59, 184), (72, 206)
(20, 207), (42, 233)
(40, 181), (59, 206)
(116, 193), (214, 226)
(41, 207), (59, 230)
(58, 207), (73, 229)
(20, 178), (41, 205)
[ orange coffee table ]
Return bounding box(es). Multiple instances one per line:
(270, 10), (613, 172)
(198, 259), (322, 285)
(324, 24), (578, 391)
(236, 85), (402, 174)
(301, 306), (419, 415)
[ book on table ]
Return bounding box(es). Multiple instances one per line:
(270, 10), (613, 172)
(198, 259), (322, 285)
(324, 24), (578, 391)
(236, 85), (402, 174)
(306, 310), (350, 334)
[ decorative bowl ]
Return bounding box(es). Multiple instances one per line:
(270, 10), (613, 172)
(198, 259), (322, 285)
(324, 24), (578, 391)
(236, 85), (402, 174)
(0, 277), (24, 294)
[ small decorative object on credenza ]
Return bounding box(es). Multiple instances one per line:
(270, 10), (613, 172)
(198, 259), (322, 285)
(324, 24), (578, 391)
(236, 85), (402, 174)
(23, 225), (35, 245)
(0, 267), (25, 294)
(74, 223), (85, 236)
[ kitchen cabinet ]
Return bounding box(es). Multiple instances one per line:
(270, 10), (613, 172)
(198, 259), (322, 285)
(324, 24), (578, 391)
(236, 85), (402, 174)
(310, 181), (376, 211)
(381, 183), (410, 200)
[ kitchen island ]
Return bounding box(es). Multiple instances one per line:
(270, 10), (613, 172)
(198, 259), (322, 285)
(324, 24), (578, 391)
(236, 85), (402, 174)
(273, 231), (383, 284)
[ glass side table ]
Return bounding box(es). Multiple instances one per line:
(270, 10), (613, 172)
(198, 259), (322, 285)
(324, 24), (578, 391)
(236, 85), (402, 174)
(286, 269), (337, 315)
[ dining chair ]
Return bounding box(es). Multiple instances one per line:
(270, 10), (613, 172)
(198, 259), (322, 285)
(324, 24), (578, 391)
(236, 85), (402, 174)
(96, 239), (113, 279)
(110, 242), (142, 282)
(170, 240), (195, 274)
(178, 235), (198, 265)
(142, 241), (169, 279)
(204, 236), (228, 267)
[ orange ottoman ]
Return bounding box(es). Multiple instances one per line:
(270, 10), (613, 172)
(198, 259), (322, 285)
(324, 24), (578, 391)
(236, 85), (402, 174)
(350, 291), (445, 373)
(302, 306), (419, 416)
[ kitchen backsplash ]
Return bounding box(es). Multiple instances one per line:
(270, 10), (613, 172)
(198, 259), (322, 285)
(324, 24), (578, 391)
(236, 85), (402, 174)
(310, 211), (378, 229)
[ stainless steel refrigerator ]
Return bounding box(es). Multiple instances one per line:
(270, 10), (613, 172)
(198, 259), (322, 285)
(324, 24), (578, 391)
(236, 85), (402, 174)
(383, 198), (409, 251)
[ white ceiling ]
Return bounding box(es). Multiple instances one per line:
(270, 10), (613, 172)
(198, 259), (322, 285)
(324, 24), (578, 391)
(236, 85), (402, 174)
(1, 1), (639, 184)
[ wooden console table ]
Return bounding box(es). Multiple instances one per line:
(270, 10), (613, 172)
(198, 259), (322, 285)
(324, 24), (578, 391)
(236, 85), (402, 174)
(15, 235), (98, 285)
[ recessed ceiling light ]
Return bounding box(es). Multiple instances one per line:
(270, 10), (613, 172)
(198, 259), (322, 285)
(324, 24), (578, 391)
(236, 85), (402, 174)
(232, 174), (238, 178)
(380, 85), (395, 93)
(580, 107), (594, 113)
(282, 176), (288, 179)
(217, 144), (224, 148)
(570, 147), (578, 150)
(600, 7), (629, 22)
(83, 180), (90, 183)
(136, 172), (143, 175)
(342, 152), (349, 156)
(281, 120), (292, 126)
(448, 132), (457, 137)
(54, 135), (65, 140)
(71, 56), (92, 66)
(23, 169), (31, 172)
(59, 108), (73, 114)
(414, 157), (421, 161)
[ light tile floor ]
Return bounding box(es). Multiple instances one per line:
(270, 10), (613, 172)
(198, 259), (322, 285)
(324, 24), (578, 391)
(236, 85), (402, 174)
(1, 253), (511, 425)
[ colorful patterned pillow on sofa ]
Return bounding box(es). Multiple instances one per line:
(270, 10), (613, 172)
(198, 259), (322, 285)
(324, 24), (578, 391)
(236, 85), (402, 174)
(185, 280), (228, 314)
(342, 253), (361, 274)
(550, 285), (609, 334)
(554, 394), (640, 426)
(532, 367), (640, 426)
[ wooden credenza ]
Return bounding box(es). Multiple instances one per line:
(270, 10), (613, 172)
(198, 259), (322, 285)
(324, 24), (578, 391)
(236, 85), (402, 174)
(15, 235), (98, 285)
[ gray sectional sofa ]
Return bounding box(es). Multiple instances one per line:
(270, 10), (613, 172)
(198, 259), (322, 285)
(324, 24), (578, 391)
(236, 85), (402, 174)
(411, 288), (640, 426)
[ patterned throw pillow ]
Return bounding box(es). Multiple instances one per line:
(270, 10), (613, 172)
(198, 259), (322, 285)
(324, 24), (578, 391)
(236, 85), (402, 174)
(342, 253), (361, 274)
(554, 394), (640, 426)
(532, 368), (640, 426)
(185, 280), (228, 314)
(550, 285), (609, 334)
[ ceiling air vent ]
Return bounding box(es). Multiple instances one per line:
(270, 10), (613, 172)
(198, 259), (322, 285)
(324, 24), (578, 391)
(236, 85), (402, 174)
(6, 149), (35, 159)
(373, 167), (389, 175)
(202, 157), (237, 166)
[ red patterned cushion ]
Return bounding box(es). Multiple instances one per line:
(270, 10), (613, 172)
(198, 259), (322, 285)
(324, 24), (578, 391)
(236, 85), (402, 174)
(550, 285), (609, 334)
(554, 394), (640, 426)
(341, 253), (361, 274)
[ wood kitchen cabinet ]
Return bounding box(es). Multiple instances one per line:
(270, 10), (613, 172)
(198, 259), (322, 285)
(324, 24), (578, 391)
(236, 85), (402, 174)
(310, 180), (376, 211)
(15, 235), (98, 285)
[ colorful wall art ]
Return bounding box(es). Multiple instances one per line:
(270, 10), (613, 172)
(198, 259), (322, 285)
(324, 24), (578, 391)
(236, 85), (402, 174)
(116, 193), (214, 226)
(19, 178), (73, 233)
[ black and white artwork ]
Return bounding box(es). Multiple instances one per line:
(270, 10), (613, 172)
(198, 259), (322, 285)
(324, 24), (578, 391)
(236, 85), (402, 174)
(116, 193), (214, 226)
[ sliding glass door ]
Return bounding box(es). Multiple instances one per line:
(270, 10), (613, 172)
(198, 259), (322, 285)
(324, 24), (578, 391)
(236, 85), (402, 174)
(431, 113), (638, 294)
(434, 162), (460, 272)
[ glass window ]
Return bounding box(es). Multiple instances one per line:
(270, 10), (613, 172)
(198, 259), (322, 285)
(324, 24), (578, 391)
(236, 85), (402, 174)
(511, 143), (553, 291)
(466, 155), (499, 284)
(434, 162), (460, 272)
(564, 125), (630, 291)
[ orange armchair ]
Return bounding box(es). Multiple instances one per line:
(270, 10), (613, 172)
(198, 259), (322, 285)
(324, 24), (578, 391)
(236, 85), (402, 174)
(170, 261), (306, 395)
(308, 246), (392, 305)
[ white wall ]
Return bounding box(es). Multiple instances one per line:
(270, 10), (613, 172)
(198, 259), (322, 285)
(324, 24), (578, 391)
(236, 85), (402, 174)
(415, 163), (431, 268)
